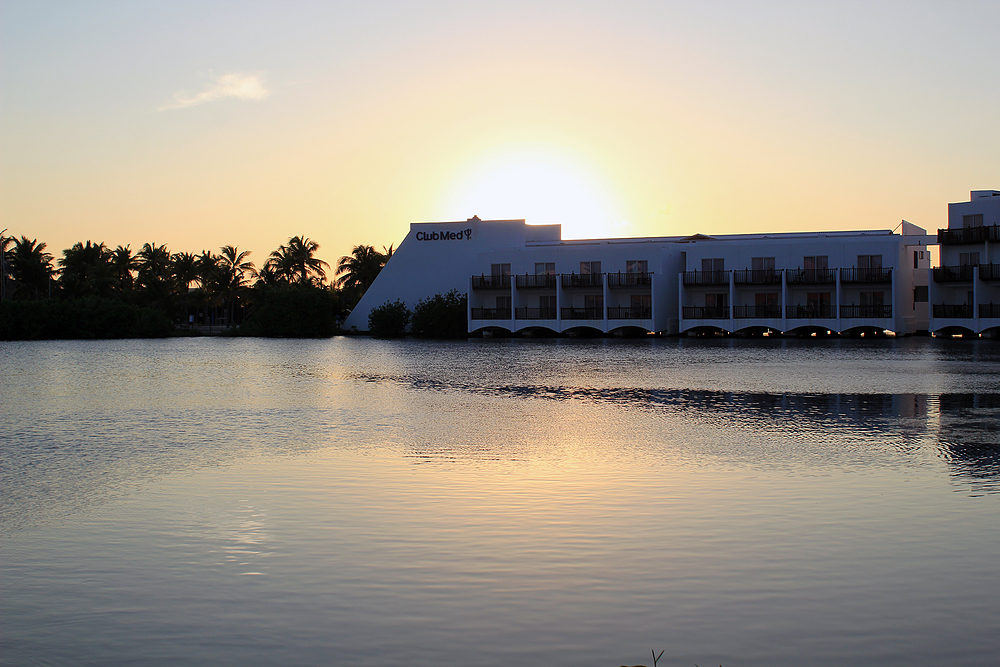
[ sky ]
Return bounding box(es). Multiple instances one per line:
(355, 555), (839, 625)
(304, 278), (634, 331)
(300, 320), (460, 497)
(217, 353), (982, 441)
(2, 0), (998, 268)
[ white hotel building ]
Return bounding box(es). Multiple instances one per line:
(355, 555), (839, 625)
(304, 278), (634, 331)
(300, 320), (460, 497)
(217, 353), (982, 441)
(343, 207), (945, 336)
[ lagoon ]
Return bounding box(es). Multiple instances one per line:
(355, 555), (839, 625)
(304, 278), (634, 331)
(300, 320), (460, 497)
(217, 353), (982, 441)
(2, 336), (999, 666)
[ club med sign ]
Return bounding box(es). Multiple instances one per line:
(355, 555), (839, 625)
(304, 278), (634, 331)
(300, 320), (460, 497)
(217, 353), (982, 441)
(415, 228), (473, 242)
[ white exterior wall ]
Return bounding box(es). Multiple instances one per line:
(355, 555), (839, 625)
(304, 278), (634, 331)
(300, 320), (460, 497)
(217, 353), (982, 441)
(930, 190), (1000, 335)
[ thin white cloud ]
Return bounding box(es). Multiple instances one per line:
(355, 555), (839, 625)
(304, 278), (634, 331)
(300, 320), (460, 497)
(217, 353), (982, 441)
(160, 73), (269, 111)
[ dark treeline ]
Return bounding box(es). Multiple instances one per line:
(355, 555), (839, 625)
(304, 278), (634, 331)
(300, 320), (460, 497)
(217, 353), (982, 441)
(0, 231), (393, 339)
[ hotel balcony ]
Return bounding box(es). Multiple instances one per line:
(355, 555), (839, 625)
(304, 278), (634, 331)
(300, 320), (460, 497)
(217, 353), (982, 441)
(840, 304), (892, 318)
(787, 305), (835, 319)
(979, 264), (1000, 281)
(471, 275), (511, 290)
(682, 306), (729, 319)
(933, 304), (974, 318)
(839, 268), (893, 284)
(933, 265), (975, 282)
(733, 269), (782, 285)
(561, 306), (603, 320)
(515, 274), (557, 289)
(937, 225), (1000, 245)
(470, 307), (511, 320)
(682, 270), (729, 286)
(786, 269), (837, 285)
(607, 306), (652, 319)
(607, 272), (652, 288)
(514, 307), (557, 320)
(981, 304), (1000, 318)
(733, 305), (783, 319)
(561, 273), (604, 289)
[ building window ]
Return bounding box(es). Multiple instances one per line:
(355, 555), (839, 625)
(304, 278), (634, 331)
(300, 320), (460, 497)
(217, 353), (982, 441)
(540, 295), (556, 318)
(807, 292), (831, 313)
(755, 292), (779, 306)
(580, 261), (602, 275)
(491, 263), (511, 277)
(751, 257), (775, 271)
(860, 291), (884, 306)
(535, 262), (555, 275)
(964, 214), (984, 228)
(626, 260), (648, 273)
(706, 293), (728, 308)
(701, 258), (724, 272)
(584, 294), (603, 311)
(960, 252), (980, 266)
(914, 286), (928, 303)
(804, 256), (828, 270)
(857, 255), (882, 269)
(631, 294), (651, 308)
(496, 296), (511, 311)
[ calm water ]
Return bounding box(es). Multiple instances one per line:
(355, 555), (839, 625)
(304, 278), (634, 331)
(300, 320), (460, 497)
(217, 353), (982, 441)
(2, 336), (999, 666)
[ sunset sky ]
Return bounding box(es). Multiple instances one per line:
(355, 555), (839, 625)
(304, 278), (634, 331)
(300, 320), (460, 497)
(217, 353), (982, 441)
(2, 1), (997, 266)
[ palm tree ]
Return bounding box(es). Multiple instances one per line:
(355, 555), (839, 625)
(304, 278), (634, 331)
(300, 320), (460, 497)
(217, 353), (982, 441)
(59, 241), (115, 299)
(218, 245), (256, 326)
(110, 245), (136, 296)
(336, 244), (388, 307)
(171, 252), (199, 294)
(135, 242), (173, 306)
(1, 229), (13, 301)
(267, 236), (329, 285)
(9, 236), (54, 300)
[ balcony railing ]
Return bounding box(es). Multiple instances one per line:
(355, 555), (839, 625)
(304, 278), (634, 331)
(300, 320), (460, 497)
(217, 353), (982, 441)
(607, 306), (652, 319)
(682, 306), (730, 319)
(786, 305), (835, 319)
(733, 269), (783, 285)
(840, 267), (893, 283)
(979, 264), (1000, 281)
(933, 304), (973, 318)
(471, 275), (511, 290)
(840, 304), (892, 318)
(561, 273), (604, 289)
(733, 304), (783, 319)
(683, 270), (729, 286)
(514, 274), (557, 289)
(786, 268), (837, 285)
(560, 306), (603, 320)
(980, 304), (1000, 319)
(514, 307), (557, 320)
(937, 225), (1000, 245)
(470, 307), (511, 320)
(933, 265), (975, 282)
(607, 272), (652, 288)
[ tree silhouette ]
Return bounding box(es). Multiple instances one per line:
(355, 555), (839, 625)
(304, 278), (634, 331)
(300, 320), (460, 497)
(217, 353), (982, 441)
(267, 236), (329, 285)
(218, 245), (256, 326)
(110, 245), (136, 296)
(9, 236), (54, 300)
(336, 244), (388, 308)
(135, 242), (173, 306)
(59, 241), (115, 299)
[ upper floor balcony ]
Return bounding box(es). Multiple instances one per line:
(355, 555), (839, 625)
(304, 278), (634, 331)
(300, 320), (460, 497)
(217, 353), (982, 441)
(733, 269), (782, 285)
(471, 274), (511, 290)
(607, 272), (652, 289)
(514, 307), (557, 320)
(786, 268), (837, 285)
(682, 270), (729, 286)
(560, 306), (603, 320)
(607, 306), (652, 319)
(515, 274), (557, 289)
(561, 273), (604, 289)
(840, 304), (892, 318)
(933, 304), (974, 318)
(682, 305), (730, 319)
(733, 304), (782, 319)
(933, 265), (975, 282)
(470, 307), (511, 320)
(979, 264), (1000, 281)
(839, 267), (893, 284)
(937, 225), (1000, 245)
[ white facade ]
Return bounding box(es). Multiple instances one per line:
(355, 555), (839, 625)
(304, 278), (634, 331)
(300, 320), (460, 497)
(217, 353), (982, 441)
(929, 190), (1000, 336)
(344, 216), (937, 336)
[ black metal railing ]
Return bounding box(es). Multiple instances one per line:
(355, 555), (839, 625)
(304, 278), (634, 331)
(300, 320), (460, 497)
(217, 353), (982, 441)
(560, 273), (604, 289)
(937, 225), (1000, 245)
(840, 304), (892, 318)
(840, 267), (893, 283)
(933, 304), (973, 318)
(470, 307), (511, 320)
(786, 305), (835, 319)
(515, 274), (557, 289)
(607, 306), (652, 319)
(733, 304), (783, 319)
(514, 307), (557, 320)
(682, 306), (730, 319)
(560, 307), (603, 320)
(471, 275), (511, 290)
(979, 264), (1000, 281)
(607, 272), (652, 288)
(682, 270), (729, 286)
(786, 269), (837, 284)
(933, 265), (975, 282)
(733, 269), (783, 285)
(980, 304), (1000, 319)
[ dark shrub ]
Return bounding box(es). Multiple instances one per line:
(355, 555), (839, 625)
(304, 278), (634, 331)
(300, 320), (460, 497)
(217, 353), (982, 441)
(368, 299), (410, 338)
(411, 290), (468, 339)
(0, 298), (172, 340)
(241, 285), (338, 337)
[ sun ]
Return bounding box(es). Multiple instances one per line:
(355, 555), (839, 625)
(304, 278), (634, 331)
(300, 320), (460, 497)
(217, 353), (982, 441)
(438, 147), (627, 239)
